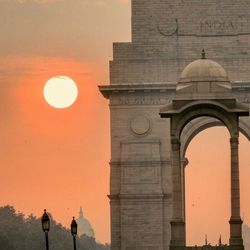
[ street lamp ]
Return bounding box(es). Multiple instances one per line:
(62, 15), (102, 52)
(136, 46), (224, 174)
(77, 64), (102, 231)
(41, 209), (50, 250)
(71, 217), (77, 250)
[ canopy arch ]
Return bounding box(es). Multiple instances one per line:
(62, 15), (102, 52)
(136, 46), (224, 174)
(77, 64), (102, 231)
(171, 101), (238, 141)
(180, 117), (250, 157)
(160, 55), (249, 250)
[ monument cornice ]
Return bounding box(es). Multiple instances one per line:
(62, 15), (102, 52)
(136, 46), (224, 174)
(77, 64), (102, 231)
(99, 81), (250, 99)
(99, 83), (176, 99)
(160, 99), (249, 118)
(109, 160), (171, 167)
(108, 194), (172, 201)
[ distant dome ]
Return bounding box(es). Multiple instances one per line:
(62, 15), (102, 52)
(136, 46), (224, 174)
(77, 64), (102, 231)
(76, 207), (95, 238)
(177, 53), (231, 93)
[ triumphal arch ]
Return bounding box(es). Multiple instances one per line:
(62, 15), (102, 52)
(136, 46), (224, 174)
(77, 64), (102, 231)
(99, 1), (250, 250)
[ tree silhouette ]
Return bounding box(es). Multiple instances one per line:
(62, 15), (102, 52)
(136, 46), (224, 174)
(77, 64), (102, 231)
(0, 205), (110, 250)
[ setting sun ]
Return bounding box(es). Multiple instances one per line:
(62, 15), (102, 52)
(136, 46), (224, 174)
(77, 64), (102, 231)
(43, 76), (78, 109)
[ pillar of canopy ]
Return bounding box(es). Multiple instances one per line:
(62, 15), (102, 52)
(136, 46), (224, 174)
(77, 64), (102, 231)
(160, 51), (249, 250)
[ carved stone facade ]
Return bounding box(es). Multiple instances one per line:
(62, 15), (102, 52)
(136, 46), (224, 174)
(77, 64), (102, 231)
(99, 1), (250, 250)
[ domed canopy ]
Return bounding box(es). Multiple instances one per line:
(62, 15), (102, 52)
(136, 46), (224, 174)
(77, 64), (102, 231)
(177, 53), (231, 93)
(179, 58), (229, 83)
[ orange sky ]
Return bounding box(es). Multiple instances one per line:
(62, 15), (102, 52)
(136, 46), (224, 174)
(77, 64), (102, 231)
(0, 55), (111, 242)
(186, 128), (250, 245)
(0, 0), (249, 246)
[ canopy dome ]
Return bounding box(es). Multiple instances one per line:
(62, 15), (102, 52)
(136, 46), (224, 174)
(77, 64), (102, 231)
(179, 58), (229, 83)
(177, 54), (231, 93)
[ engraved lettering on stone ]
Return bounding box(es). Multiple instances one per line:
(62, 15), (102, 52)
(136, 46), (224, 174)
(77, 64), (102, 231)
(157, 17), (249, 37)
(200, 20), (236, 34)
(115, 95), (170, 105)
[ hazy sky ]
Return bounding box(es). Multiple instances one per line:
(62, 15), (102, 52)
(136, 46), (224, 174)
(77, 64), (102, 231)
(0, 0), (130, 244)
(0, 0), (250, 246)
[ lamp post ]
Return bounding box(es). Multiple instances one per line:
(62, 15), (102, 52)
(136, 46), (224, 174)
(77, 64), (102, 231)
(41, 209), (50, 250)
(71, 217), (77, 250)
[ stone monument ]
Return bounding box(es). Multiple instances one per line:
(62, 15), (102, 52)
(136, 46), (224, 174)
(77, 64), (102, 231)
(160, 52), (249, 250)
(99, 1), (250, 250)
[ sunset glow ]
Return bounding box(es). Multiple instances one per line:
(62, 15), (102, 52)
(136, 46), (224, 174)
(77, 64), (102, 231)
(0, 0), (250, 246)
(43, 76), (78, 109)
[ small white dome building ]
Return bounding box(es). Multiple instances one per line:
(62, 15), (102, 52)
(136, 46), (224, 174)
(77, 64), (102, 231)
(76, 207), (95, 238)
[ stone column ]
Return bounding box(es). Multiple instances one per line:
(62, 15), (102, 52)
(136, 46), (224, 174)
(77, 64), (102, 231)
(229, 136), (243, 246)
(109, 196), (121, 250)
(170, 138), (185, 249)
(181, 158), (189, 225)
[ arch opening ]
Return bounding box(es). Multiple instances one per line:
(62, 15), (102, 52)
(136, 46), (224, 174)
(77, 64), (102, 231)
(184, 126), (230, 246)
(174, 103), (236, 140)
(181, 118), (250, 247)
(181, 117), (250, 158)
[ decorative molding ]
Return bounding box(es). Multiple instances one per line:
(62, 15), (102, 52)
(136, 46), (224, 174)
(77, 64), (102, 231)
(108, 194), (172, 200)
(119, 194), (164, 200)
(130, 116), (151, 136)
(99, 83), (176, 99)
(113, 95), (172, 106)
(236, 96), (250, 104)
(99, 83), (250, 106)
(110, 160), (172, 167)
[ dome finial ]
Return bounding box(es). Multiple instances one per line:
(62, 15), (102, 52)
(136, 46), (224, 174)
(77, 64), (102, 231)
(201, 49), (206, 59)
(79, 206), (83, 218)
